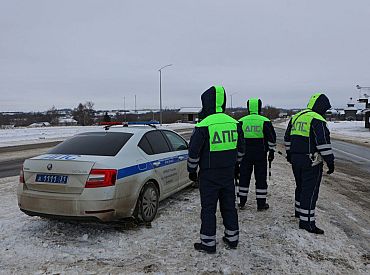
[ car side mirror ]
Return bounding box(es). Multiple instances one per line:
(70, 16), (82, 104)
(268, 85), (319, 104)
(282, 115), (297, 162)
(178, 144), (188, 151)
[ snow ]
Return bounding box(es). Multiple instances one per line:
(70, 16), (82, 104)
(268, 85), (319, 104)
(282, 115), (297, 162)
(0, 124), (195, 148)
(328, 121), (370, 144)
(0, 150), (368, 274)
(0, 126), (101, 148)
(178, 107), (202, 114)
(328, 121), (368, 137)
(58, 117), (77, 124)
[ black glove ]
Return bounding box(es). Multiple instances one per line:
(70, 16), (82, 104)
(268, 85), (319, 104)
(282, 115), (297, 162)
(234, 164), (240, 180)
(327, 162), (335, 174)
(268, 150), (274, 162)
(189, 172), (198, 182)
(286, 152), (291, 163)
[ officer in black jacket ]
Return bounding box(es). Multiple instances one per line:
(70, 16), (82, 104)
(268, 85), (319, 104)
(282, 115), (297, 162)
(187, 86), (245, 253)
(238, 98), (277, 210)
(284, 93), (334, 234)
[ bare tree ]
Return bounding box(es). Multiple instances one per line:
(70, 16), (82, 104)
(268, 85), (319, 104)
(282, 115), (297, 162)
(262, 105), (280, 119)
(46, 106), (59, 125)
(73, 102), (95, 125)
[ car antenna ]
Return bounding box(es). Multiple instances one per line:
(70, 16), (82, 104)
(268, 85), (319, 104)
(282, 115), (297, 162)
(104, 125), (111, 131)
(147, 124), (157, 129)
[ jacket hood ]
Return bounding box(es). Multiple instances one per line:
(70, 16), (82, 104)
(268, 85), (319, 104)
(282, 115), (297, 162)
(247, 98), (262, 115)
(307, 93), (331, 115)
(198, 86), (226, 119)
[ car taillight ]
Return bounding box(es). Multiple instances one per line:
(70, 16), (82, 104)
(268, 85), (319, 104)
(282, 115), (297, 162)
(19, 166), (25, 183)
(85, 169), (117, 188)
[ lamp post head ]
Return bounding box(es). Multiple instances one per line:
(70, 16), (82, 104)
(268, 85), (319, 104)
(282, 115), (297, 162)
(159, 64), (173, 71)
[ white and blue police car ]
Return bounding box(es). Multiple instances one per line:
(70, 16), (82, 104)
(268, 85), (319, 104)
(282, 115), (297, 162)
(17, 125), (191, 222)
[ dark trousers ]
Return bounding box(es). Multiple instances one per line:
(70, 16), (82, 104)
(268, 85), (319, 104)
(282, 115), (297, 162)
(238, 155), (268, 207)
(199, 167), (239, 250)
(292, 154), (323, 229)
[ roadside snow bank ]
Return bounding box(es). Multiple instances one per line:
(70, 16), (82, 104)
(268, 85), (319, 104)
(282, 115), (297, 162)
(328, 121), (370, 145)
(0, 126), (100, 147)
(0, 150), (368, 274)
(0, 124), (195, 148)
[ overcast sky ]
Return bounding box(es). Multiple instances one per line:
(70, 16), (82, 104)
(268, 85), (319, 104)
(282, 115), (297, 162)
(1, 0), (369, 112)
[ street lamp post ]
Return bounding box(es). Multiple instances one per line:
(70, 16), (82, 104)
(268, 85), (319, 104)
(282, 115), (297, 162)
(230, 92), (238, 109)
(158, 64), (173, 125)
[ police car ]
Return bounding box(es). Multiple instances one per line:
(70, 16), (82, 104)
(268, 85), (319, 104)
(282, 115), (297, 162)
(17, 125), (191, 222)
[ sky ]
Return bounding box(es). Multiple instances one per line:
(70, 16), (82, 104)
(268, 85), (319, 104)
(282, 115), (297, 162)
(1, 0), (370, 112)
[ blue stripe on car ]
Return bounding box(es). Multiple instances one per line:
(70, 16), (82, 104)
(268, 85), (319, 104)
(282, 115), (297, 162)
(117, 153), (188, 180)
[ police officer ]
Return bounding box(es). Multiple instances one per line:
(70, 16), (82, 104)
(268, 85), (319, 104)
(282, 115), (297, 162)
(237, 98), (276, 210)
(187, 86), (245, 254)
(284, 93), (334, 234)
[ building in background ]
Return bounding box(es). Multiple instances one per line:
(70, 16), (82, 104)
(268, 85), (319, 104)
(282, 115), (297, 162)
(356, 85), (370, 129)
(27, 122), (51, 127)
(178, 107), (201, 123)
(344, 98), (358, 121)
(58, 117), (78, 126)
(358, 96), (370, 129)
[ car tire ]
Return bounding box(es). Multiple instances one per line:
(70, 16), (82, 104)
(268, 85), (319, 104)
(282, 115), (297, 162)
(134, 182), (159, 223)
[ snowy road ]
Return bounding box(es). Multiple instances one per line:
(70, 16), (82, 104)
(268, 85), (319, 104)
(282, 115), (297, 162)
(0, 149), (368, 274)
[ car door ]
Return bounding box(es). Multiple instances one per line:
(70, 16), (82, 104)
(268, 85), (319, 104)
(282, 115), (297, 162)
(161, 130), (189, 189)
(141, 130), (179, 195)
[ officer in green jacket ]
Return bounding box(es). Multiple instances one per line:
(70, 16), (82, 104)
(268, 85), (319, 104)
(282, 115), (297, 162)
(187, 86), (245, 253)
(284, 93), (334, 234)
(238, 98), (276, 210)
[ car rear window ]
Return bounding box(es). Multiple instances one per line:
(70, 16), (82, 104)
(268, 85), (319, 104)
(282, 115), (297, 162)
(48, 132), (133, 156)
(138, 135), (154, 155)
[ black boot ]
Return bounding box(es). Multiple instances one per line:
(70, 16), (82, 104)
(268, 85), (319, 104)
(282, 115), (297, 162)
(299, 224), (324, 234)
(222, 237), (237, 249)
(257, 203), (269, 211)
(238, 203), (246, 210)
(194, 243), (216, 254)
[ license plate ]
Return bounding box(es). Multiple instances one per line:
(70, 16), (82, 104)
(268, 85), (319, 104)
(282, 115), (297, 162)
(35, 174), (68, 184)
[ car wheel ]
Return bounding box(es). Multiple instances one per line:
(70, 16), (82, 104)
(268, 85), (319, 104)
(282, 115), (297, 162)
(135, 182), (159, 223)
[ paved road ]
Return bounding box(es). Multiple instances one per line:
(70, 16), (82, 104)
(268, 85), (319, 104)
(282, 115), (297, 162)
(0, 142), (64, 178)
(275, 128), (370, 173)
(0, 159), (24, 178)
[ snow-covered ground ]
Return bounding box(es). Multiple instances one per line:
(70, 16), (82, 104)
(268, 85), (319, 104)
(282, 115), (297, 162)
(0, 126), (101, 148)
(328, 121), (370, 145)
(0, 123), (195, 148)
(0, 149), (368, 274)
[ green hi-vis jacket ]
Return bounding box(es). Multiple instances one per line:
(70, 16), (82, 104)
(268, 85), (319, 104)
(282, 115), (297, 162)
(238, 98), (277, 154)
(290, 93), (326, 137)
(239, 114), (270, 139)
(187, 86), (245, 172)
(290, 110), (326, 137)
(196, 113), (238, 152)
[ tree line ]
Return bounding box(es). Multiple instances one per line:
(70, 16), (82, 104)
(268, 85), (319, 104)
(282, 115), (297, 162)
(0, 102), (285, 127)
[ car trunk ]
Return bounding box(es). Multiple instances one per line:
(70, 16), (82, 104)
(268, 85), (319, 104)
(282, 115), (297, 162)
(23, 155), (104, 194)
